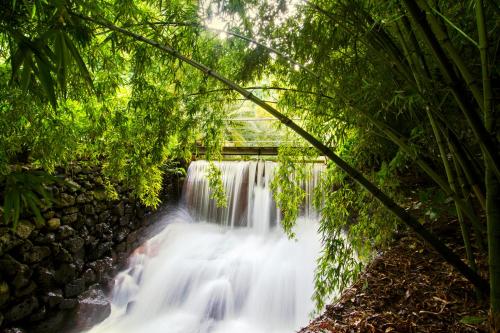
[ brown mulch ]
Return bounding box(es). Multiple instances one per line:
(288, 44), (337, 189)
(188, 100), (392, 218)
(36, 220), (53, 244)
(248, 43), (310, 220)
(298, 232), (488, 333)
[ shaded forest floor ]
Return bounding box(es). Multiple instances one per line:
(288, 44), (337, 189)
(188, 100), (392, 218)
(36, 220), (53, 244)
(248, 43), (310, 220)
(299, 220), (489, 332)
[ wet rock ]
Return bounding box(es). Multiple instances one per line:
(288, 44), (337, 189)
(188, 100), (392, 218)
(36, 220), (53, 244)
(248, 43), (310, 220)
(0, 231), (22, 255)
(59, 298), (78, 309)
(82, 268), (96, 285)
(15, 281), (37, 298)
(0, 255), (23, 277)
(113, 201), (125, 217)
(31, 310), (66, 333)
(58, 225), (75, 239)
(24, 246), (51, 263)
(46, 218), (60, 231)
(15, 220), (35, 239)
(28, 304), (46, 322)
(89, 258), (113, 282)
(61, 213), (78, 224)
(35, 267), (55, 289)
(58, 193), (75, 207)
(3, 328), (26, 333)
(54, 263), (76, 284)
(43, 290), (63, 308)
(63, 206), (79, 215)
(74, 285), (111, 330)
(0, 281), (10, 306)
(95, 242), (113, 259)
(83, 204), (95, 215)
(12, 264), (32, 291)
(33, 232), (56, 245)
(93, 190), (107, 201)
(64, 178), (81, 192)
(5, 296), (39, 322)
(76, 193), (89, 204)
(65, 278), (85, 298)
(55, 247), (73, 263)
(64, 236), (85, 254)
(98, 211), (112, 223)
(43, 211), (55, 219)
(114, 227), (129, 243)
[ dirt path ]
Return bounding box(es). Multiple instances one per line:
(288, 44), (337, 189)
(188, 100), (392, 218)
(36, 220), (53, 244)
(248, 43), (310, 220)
(299, 231), (488, 332)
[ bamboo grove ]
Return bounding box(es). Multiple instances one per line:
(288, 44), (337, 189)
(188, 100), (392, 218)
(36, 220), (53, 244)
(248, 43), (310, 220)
(1, 0), (499, 330)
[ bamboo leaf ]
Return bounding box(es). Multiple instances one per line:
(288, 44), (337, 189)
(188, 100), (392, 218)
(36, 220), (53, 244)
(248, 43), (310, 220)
(63, 33), (94, 91)
(34, 53), (57, 108)
(20, 51), (33, 91)
(430, 7), (478, 47)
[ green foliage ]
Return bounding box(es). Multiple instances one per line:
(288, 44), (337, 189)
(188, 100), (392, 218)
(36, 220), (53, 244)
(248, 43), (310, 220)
(206, 162), (227, 208)
(1, 169), (59, 228)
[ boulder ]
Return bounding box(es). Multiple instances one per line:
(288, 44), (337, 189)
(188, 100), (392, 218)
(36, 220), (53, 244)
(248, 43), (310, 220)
(61, 213), (78, 224)
(36, 267), (55, 289)
(46, 218), (60, 231)
(54, 263), (76, 284)
(23, 246), (51, 263)
(64, 278), (85, 298)
(74, 285), (111, 330)
(58, 225), (75, 240)
(43, 290), (63, 308)
(64, 236), (85, 254)
(59, 298), (78, 309)
(58, 193), (75, 207)
(15, 220), (35, 239)
(5, 296), (39, 322)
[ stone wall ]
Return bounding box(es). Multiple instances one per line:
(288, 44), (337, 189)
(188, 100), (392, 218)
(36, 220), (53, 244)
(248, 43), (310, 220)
(0, 164), (182, 332)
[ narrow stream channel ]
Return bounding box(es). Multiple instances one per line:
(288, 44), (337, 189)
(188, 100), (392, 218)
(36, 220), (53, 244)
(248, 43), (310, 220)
(87, 160), (324, 333)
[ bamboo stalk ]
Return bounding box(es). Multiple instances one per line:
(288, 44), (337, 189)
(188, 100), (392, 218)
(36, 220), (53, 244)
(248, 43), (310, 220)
(476, 0), (500, 329)
(402, 0), (500, 182)
(73, 12), (489, 296)
(427, 107), (478, 271)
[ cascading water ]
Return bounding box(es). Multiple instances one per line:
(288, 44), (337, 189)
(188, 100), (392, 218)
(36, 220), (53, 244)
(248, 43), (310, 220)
(87, 160), (325, 333)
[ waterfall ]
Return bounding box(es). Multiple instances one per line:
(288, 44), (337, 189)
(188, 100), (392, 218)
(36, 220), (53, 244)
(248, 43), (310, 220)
(88, 160), (325, 333)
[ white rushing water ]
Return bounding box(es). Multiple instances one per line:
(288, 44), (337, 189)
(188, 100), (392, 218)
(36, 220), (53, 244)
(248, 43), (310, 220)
(88, 160), (325, 333)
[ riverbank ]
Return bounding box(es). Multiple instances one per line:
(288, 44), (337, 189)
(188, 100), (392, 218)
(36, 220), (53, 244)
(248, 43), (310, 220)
(299, 225), (488, 332)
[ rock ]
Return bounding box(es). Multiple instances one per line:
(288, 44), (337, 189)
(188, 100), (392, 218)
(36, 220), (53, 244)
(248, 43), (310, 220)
(43, 210), (55, 219)
(74, 285), (111, 330)
(95, 242), (113, 259)
(28, 305), (46, 322)
(58, 193), (75, 207)
(46, 218), (61, 231)
(63, 206), (79, 215)
(64, 178), (81, 192)
(92, 190), (107, 201)
(95, 223), (111, 235)
(12, 264), (32, 291)
(83, 204), (95, 215)
(15, 220), (35, 239)
(33, 232), (56, 245)
(98, 211), (112, 223)
(58, 225), (75, 239)
(59, 298), (78, 309)
(5, 296), (39, 322)
(88, 258), (113, 282)
(0, 281), (10, 306)
(31, 310), (66, 333)
(55, 247), (73, 263)
(54, 263), (76, 284)
(64, 236), (85, 254)
(0, 255), (24, 277)
(15, 281), (37, 298)
(82, 268), (96, 285)
(113, 201), (125, 217)
(127, 230), (140, 245)
(65, 278), (85, 298)
(76, 193), (88, 204)
(0, 231), (23, 255)
(61, 213), (78, 224)
(114, 227), (129, 243)
(119, 215), (130, 226)
(43, 290), (63, 308)
(24, 246), (51, 263)
(0, 312), (3, 326)
(3, 328), (26, 333)
(35, 267), (55, 289)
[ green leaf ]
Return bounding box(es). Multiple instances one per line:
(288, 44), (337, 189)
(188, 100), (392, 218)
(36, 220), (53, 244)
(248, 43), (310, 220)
(460, 316), (486, 325)
(63, 33), (94, 91)
(34, 53), (57, 108)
